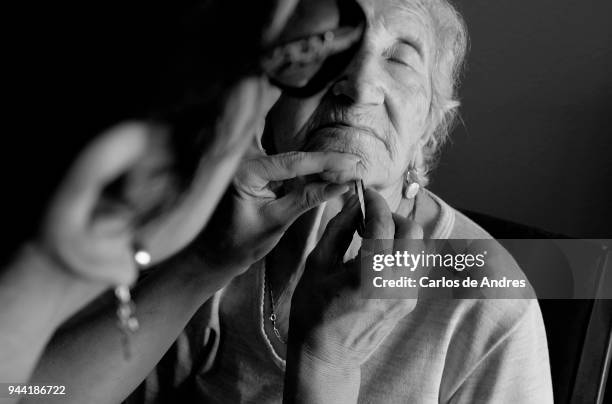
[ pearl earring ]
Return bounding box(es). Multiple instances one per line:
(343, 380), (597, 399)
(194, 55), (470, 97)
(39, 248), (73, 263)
(403, 170), (420, 199)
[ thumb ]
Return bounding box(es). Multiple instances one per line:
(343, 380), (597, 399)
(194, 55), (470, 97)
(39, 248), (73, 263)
(362, 189), (395, 239)
(392, 214), (424, 240)
(392, 213), (425, 253)
(306, 195), (361, 275)
(269, 181), (350, 226)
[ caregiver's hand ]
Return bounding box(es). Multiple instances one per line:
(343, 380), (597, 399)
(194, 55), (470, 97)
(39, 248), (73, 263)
(289, 189), (424, 369)
(195, 151), (363, 277)
(140, 78), (281, 265)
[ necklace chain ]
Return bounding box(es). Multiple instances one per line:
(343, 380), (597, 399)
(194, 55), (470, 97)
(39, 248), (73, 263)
(266, 270), (286, 345)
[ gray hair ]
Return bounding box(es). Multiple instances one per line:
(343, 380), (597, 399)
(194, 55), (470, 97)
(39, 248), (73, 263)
(411, 0), (468, 187)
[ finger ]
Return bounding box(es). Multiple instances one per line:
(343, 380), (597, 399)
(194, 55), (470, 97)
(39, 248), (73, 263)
(307, 196), (361, 273)
(318, 161), (366, 184)
(213, 77), (269, 157)
(392, 214), (425, 271)
(144, 78), (266, 263)
(361, 189), (394, 239)
(244, 151), (361, 189)
(248, 79), (282, 156)
(270, 181), (351, 224)
(262, 0), (300, 44)
(392, 214), (424, 239)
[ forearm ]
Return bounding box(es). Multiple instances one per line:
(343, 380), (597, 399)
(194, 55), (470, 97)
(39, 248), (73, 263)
(284, 343), (361, 404)
(27, 253), (237, 404)
(0, 245), (104, 386)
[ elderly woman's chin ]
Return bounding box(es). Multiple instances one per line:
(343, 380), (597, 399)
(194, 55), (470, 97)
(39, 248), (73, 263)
(304, 135), (395, 188)
(303, 126), (391, 177)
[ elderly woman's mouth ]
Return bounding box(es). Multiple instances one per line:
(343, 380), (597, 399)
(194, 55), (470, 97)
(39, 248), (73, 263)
(317, 122), (381, 139)
(304, 123), (391, 159)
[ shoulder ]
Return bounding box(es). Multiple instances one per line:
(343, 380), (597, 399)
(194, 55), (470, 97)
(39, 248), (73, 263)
(411, 192), (552, 399)
(430, 297), (552, 402)
(425, 190), (526, 289)
(432, 298), (545, 347)
(407, 295), (545, 351)
(451, 209), (492, 239)
(374, 295), (551, 401)
(423, 189), (492, 239)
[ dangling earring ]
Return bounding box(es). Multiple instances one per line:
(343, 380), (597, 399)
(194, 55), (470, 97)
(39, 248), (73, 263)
(115, 242), (150, 359)
(403, 169), (420, 199)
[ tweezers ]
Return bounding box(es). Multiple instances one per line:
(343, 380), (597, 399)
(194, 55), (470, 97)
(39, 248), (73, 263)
(354, 179), (366, 229)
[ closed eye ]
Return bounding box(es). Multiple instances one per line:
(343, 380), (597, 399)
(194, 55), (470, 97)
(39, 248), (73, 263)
(387, 56), (409, 66)
(398, 37), (423, 60)
(384, 42), (421, 70)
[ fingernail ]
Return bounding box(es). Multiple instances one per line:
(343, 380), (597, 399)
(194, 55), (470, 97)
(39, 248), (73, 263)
(346, 194), (359, 208)
(324, 183), (350, 198)
(355, 161), (365, 177)
(358, 221), (366, 237)
(339, 154), (361, 164)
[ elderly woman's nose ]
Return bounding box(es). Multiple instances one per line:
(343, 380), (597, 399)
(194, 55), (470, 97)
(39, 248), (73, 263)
(331, 52), (384, 106)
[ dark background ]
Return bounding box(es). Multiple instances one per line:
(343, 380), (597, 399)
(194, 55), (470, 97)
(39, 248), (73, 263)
(430, 0), (612, 238)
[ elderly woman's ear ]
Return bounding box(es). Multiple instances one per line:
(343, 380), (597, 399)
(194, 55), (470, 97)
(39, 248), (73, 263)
(40, 122), (168, 285)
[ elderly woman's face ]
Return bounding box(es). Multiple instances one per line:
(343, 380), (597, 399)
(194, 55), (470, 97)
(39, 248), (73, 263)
(266, 0), (433, 188)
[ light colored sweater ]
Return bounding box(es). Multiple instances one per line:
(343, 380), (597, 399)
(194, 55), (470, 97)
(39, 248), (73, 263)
(135, 191), (554, 403)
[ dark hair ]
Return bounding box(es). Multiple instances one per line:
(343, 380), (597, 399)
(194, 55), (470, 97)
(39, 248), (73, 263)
(2, 0), (280, 264)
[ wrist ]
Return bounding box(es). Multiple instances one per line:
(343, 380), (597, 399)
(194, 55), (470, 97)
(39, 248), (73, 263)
(285, 344), (361, 404)
(157, 247), (248, 298)
(299, 329), (367, 370)
(286, 323), (362, 374)
(0, 243), (106, 352)
(300, 344), (361, 376)
(17, 243), (106, 315)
